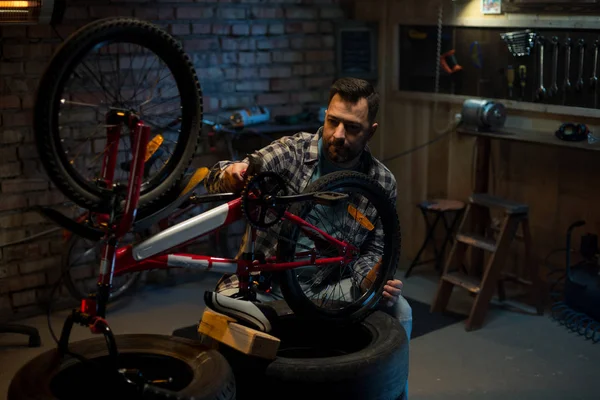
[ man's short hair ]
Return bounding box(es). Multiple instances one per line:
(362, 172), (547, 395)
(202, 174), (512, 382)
(328, 77), (380, 125)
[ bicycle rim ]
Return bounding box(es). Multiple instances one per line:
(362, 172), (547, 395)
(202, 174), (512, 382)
(34, 17), (202, 214)
(278, 171), (401, 323)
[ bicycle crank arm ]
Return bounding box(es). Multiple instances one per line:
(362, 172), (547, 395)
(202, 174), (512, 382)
(273, 191), (349, 206)
(33, 206), (105, 241)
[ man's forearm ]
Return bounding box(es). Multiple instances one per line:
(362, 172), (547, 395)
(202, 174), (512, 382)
(204, 159), (248, 193)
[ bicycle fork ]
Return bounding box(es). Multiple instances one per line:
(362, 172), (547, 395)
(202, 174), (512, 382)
(58, 121), (151, 364)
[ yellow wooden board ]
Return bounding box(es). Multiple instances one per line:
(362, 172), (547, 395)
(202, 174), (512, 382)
(198, 308), (281, 360)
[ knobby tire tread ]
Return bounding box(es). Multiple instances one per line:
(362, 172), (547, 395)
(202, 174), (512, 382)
(34, 17), (202, 215)
(278, 171), (401, 325)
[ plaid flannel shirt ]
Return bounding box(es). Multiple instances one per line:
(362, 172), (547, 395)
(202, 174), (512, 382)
(204, 127), (397, 292)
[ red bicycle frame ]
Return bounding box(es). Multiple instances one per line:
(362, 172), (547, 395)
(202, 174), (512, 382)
(83, 114), (358, 321)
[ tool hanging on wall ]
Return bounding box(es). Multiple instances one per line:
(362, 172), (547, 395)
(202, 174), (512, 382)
(575, 38), (586, 92)
(500, 29), (536, 101)
(469, 41), (483, 96)
(518, 65), (527, 101)
(507, 65), (515, 98)
(500, 29), (537, 57)
(590, 39), (599, 108)
(562, 37), (572, 105)
(549, 36), (559, 97)
(440, 49), (463, 75)
(536, 36), (546, 101)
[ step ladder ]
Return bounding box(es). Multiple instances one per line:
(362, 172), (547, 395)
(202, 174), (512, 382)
(430, 193), (544, 331)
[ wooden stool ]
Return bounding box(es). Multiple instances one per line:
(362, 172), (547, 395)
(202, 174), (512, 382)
(405, 199), (465, 278)
(430, 193), (544, 331)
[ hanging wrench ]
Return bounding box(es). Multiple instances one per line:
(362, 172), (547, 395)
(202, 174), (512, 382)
(591, 39), (599, 108)
(563, 38), (572, 93)
(536, 36), (546, 101)
(549, 36), (559, 97)
(575, 38), (586, 92)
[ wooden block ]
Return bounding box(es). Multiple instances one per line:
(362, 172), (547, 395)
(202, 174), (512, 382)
(198, 308), (280, 360)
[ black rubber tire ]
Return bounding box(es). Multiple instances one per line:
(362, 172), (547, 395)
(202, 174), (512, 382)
(34, 17), (202, 214)
(61, 233), (143, 304)
(8, 334), (235, 400)
(216, 300), (408, 400)
(277, 171), (401, 325)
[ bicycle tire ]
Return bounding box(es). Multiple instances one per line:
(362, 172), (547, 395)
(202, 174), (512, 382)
(34, 17), (202, 214)
(8, 334), (235, 400)
(277, 171), (401, 325)
(61, 232), (144, 304)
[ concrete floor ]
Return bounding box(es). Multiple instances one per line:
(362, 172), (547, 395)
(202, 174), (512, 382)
(1, 268), (599, 400)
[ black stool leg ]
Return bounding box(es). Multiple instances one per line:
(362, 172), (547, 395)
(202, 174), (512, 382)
(405, 208), (442, 278)
(0, 324), (41, 347)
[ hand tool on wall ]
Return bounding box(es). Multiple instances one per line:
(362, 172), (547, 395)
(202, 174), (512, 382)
(469, 41), (483, 96)
(590, 39), (598, 108)
(536, 36), (546, 101)
(507, 65), (515, 98)
(549, 36), (559, 97)
(575, 38), (586, 92)
(440, 35), (463, 95)
(440, 49), (463, 75)
(500, 29), (537, 57)
(518, 65), (527, 100)
(562, 37), (572, 103)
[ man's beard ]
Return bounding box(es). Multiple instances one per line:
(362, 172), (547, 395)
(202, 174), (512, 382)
(325, 140), (360, 164)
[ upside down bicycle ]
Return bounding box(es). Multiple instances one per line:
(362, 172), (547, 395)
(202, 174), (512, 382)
(8, 17), (401, 400)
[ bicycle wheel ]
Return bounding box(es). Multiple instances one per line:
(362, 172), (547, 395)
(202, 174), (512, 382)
(34, 17), (202, 215)
(277, 171), (401, 325)
(61, 231), (145, 303)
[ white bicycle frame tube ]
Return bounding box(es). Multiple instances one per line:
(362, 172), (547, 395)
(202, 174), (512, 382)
(129, 201), (239, 274)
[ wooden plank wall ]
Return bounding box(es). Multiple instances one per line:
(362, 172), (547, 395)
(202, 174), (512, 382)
(357, 0), (600, 278)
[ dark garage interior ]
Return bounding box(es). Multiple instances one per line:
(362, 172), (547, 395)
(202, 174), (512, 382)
(1, 0), (599, 399)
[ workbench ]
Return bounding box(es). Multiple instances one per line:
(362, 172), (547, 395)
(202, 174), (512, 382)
(458, 125), (600, 197)
(212, 121), (323, 161)
(456, 125), (600, 275)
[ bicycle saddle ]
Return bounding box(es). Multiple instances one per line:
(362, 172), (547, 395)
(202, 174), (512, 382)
(203, 291), (278, 333)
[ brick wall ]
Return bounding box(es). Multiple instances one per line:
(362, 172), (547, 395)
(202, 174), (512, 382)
(0, 0), (355, 321)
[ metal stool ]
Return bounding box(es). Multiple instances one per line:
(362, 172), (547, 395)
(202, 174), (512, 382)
(405, 199), (465, 278)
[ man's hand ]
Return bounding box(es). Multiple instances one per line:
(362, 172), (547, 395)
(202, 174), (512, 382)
(221, 162), (248, 193)
(359, 259), (405, 307)
(382, 279), (403, 307)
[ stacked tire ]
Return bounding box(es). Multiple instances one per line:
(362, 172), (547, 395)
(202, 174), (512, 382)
(8, 335), (236, 400)
(212, 300), (409, 400)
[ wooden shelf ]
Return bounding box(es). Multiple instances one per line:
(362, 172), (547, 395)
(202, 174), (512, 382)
(392, 91), (600, 120)
(457, 125), (600, 152)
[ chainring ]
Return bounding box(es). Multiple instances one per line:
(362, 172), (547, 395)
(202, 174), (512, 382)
(241, 172), (289, 229)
